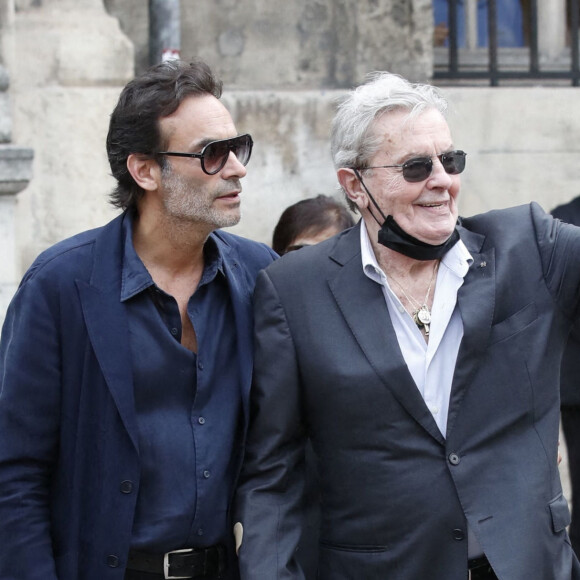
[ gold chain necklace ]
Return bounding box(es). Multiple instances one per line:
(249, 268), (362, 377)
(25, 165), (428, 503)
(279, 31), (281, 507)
(387, 261), (439, 335)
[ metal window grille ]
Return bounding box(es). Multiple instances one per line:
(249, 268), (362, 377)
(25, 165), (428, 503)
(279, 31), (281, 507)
(433, 0), (580, 86)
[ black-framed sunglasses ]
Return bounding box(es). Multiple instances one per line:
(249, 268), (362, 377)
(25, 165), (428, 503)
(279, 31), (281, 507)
(156, 133), (253, 175)
(361, 150), (466, 183)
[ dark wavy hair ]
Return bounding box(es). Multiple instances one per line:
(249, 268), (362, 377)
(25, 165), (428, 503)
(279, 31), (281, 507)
(272, 194), (355, 255)
(106, 59), (223, 211)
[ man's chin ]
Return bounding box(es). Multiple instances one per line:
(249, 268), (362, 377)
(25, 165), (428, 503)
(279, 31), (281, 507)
(216, 211), (242, 229)
(408, 219), (457, 246)
(411, 229), (456, 247)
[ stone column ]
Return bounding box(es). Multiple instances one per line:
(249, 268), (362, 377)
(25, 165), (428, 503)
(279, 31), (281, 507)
(0, 1), (33, 323)
(0, 59), (33, 324)
(4, 0), (134, 282)
(537, 0), (567, 59)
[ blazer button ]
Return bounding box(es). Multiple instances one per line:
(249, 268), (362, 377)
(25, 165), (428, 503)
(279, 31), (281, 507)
(452, 528), (465, 541)
(448, 452), (461, 465)
(106, 555), (119, 568)
(120, 480), (133, 494)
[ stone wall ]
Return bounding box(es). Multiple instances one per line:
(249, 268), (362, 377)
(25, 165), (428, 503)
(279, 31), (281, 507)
(0, 0), (33, 322)
(445, 86), (580, 217)
(6, 0), (133, 270)
(106, 0), (435, 85)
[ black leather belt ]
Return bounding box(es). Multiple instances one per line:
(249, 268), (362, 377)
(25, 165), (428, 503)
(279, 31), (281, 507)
(127, 545), (226, 579)
(468, 555), (497, 580)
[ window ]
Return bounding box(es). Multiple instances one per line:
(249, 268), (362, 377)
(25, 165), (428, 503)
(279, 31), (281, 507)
(433, 0), (580, 86)
(434, 0), (526, 48)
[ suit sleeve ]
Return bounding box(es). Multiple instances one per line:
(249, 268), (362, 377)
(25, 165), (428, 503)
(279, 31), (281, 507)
(548, 201), (580, 339)
(534, 202), (580, 322)
(0, 272), (61, 579)
(235, 268), (308, 580)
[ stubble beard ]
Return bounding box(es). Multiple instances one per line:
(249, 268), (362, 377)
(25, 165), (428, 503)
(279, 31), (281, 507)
(161, 167), (241, 229)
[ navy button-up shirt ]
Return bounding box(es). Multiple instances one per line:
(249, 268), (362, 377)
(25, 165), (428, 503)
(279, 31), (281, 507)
(120, 215), (242, 552)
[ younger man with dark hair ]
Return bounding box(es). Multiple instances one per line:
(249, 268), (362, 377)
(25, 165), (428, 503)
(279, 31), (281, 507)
(0, 59), (276, 580)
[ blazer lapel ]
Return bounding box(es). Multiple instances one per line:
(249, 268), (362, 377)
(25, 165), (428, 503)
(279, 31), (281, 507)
(446, 227), (495, 437)
(214, 237), (254, 427)
(76, 214), (139, 451)
(328, 225), (445, 445)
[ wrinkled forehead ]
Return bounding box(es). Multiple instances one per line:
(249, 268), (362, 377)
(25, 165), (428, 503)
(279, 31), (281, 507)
(373, 106), (448, 135)
(368, 107), (452, 154)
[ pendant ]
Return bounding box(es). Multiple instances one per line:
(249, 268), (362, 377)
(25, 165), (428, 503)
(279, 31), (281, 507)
(413, 306), (431, 335)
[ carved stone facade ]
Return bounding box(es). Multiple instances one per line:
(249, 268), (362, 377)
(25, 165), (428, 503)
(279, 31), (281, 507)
(5, 0), (133, 275)
(106, 0), (435, 85)
(0, 1), (33, 322)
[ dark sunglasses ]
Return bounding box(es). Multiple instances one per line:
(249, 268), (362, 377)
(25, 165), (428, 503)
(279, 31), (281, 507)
(362, 150), (466, 183)
(157, 134), (253, 175)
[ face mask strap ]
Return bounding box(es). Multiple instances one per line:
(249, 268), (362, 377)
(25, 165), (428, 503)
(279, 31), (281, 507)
(353, 168), (387, 227)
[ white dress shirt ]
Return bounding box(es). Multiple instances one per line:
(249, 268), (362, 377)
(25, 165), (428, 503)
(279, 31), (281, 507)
(360, 222), (472, 436)
(360, 223), (483, 558)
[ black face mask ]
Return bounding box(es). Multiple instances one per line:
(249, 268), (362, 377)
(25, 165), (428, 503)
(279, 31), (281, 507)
(378, 214), (460, 261)
(353, 169), (460, 261)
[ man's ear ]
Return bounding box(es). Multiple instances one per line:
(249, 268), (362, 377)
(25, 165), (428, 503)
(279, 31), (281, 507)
(126, 154), (160, 192)
(337, 167), (369, 212)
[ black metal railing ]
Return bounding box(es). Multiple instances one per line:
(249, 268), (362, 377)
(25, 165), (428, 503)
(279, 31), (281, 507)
(433, 0), (580, 86)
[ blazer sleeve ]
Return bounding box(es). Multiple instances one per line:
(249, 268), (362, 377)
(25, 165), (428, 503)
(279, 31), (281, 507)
(0, 271), (61, 579)
(235, 268), (308, 580)
(535, 202), (580, 321)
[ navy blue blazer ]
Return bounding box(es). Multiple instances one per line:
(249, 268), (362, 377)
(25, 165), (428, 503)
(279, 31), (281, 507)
(0, 212), (276, 580)
(236, 203), (580, 580)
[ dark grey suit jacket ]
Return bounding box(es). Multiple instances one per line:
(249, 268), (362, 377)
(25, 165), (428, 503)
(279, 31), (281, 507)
(236, 203), (580, 580)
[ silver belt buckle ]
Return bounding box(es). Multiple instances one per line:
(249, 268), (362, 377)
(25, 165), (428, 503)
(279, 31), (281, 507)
(164, 548), (194, 580)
